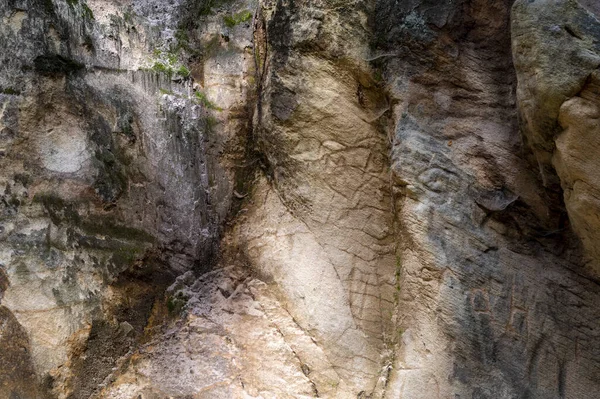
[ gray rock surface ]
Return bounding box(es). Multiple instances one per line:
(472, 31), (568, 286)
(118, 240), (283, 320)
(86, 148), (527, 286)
(0, 0), (251, 396)
(513, 0), (600, 278)
(1, 0), (600, 398)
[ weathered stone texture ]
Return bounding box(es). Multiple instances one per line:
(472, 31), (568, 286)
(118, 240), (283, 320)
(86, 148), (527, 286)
(375, 0), (600, 397)
(0, 0), (251, 396)
(2, 0), (600, 398)
(236, 1), (397, 395)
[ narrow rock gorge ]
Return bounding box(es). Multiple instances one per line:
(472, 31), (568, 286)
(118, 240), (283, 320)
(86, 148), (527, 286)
(0, 0), (599, 398)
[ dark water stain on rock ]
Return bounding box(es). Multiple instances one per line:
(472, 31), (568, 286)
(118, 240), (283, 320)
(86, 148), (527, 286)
(0, 307), (38, 399)
(34, 54), (84, 77)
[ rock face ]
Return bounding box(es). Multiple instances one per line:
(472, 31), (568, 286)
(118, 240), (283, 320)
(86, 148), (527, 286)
(376, 1), (600, 397)
(513, 0), (600, 278)
(0, 0), (251, 396)
(236, 2), (397, 395)
(1, 0), (600, 398)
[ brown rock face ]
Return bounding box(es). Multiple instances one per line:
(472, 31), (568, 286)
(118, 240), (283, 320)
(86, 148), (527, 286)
(0, 306), (39, 399)
(238, 1), (396, 393)
(513, 0), (600, 279)
(554, 71), (600, 277)
(1, 0), (600, 398)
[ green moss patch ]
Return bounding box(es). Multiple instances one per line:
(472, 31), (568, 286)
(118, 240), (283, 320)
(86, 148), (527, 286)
(82, 3), (94, 20)
(223, 10), (252, 28)
(176, 65), (191, 78)
(151, 61), (173, 76)
(0, 87), (21, 95)
(194, 91), (222, 111)
(147, 50), (191, 79)
(166, 291), (189, 314)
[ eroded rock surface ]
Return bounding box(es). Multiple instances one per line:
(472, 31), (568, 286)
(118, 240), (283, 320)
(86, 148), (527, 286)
(1, 0), (600, 398)
(236, 1), (397, 395)
(0, 0), (252, 396)
(513, 0), (600, 279)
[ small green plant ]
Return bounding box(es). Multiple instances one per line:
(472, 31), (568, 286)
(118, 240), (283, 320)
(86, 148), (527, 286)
(82, 3), (94, 20)
(148, 49), (191, 79)
(166, 297), (177, 313)
(223, 10), (252, 28)
(123, 9), (135, 24)
(176, 65), (190, 78)
(373, 70), (383, 83)
(194, 0), (234, 17)
(159, 88), (173, 95)
(66, 0), (93, 20)
(166, 292), (189, 314)
(166, 52), (178, 65)
(151, 61), (173, 76)
(194, 91), (222, 111)
(1, 87), (21, 95)
(395, 254), (403, 293)
(175, 29), (189, 44)
(174, 29), (190, 52)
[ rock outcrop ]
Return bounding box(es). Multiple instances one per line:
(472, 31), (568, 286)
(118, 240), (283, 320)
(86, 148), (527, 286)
(0, 0), (250, 396)
(1, 0), (600, 398)
(376, 0), (600, 397)
(513, 0), (600, 278)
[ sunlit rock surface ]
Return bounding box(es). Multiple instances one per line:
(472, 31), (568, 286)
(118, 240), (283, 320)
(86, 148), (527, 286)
(1, 0), (600, 398)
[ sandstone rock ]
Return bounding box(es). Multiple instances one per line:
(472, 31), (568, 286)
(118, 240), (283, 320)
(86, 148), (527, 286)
(555, 70), (600, 277)
(1, 0), (600, 398)
(513, 0), (600, 278)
